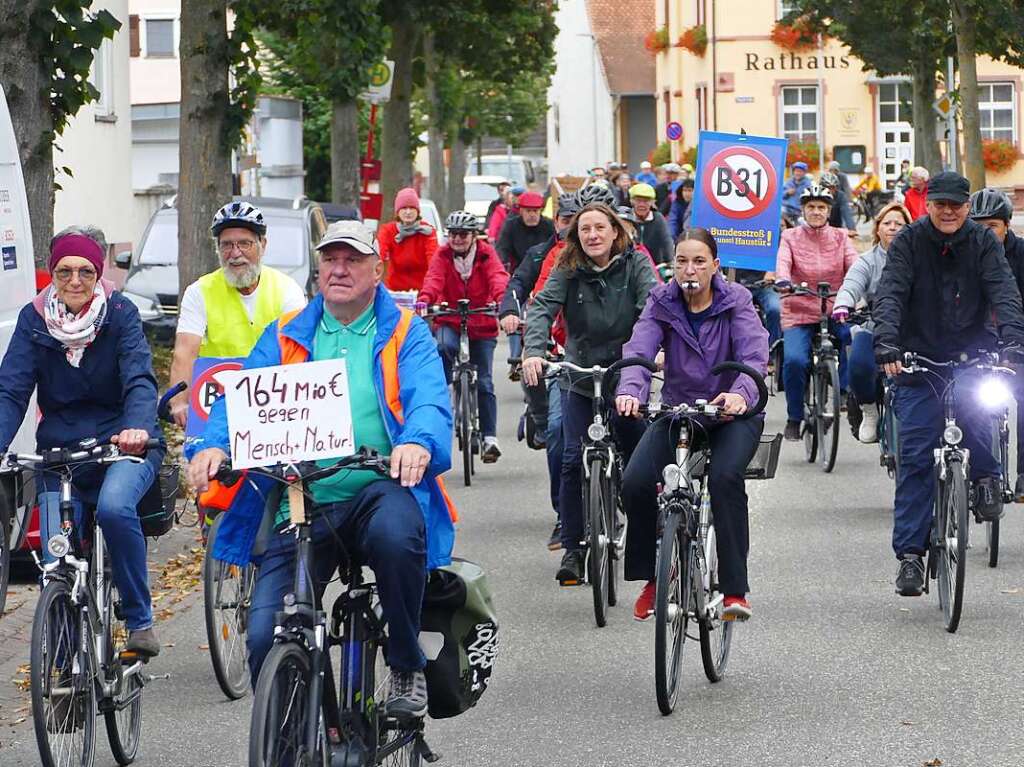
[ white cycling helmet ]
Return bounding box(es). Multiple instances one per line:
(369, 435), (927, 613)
(800, 185), (834, 205)
(211, 201), (267, 237)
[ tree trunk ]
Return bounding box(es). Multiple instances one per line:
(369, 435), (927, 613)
(0, 0), (55, 267)
(911, 55), (943, 174)
(380, 16), (418, 221)
(178, 0), (233, 300)
(446, 135), (468, 213)
(422, 33), (447, 216)
(330, 98), (361, 207)
(952, 0), (985, 188)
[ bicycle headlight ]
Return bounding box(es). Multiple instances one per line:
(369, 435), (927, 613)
(587, 422), (607, 441)
(47, 535), (70, 559)
(662, 463), (682, 492)
(978, 377), (1011, 409)
(943, 425), (963, 446)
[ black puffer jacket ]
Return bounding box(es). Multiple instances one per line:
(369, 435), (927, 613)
(495, 214), (555, 273)
(873, 217), (1024, 363)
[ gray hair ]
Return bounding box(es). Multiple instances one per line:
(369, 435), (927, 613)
(910, 166), (930, 181)
(51, 224), (108, 255)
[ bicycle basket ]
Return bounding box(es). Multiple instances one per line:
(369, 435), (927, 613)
(420, 558), (498, 719)
(137, 464), (178, 537)
(744, 433), (782, 480)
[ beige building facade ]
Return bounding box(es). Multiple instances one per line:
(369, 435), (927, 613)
(655, 0), (1024, 194)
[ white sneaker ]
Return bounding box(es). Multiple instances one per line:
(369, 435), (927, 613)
(858, 403), (879, 443)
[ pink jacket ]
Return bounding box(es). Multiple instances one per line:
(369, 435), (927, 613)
(775, 225), (859, 329)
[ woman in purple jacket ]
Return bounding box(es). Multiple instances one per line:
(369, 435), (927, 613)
(615, 228), (768, 622)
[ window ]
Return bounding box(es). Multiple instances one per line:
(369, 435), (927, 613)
(89, 39), (114, 119)
(144, 18), (176, 58)
(780, 85), (818, 143)
(777, 0), (800, 18)
(878, 82), (912, 124)
(979, 82), (1016, 143)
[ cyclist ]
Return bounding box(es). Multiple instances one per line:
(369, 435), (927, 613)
(781, 161), (812, 225)
(521, 202), (657, 584)
(487, 185), (524, 242)
(873, 171), (1024, 596)
(656, 163), (681, 215)
(418, 210), (510, 463)
(615, 227), (767, 621)
(188, 220), (454, 718)
(968, 187), (1024, 498)
(819, 171), (858, 234)
(0, 226), (164, 657)
(667, 178), (696, 241)
(628, 183), (673, 265)
(167, 201), (306, 426)
(832, 202), (912, 442)
(496, 191), (555, 275)
(776, 185), (859, 442)
(378, 187), (440, 292)
(903, 167), (929, 220)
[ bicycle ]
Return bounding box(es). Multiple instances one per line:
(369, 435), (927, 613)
(543, 357), (659, 627)
(780, 282), (842, 473)
(6, 386), (179, 767)
(647, 361), (771, 715)
(901, 350), (1016, 632)
(427, 300), (499, 487)
(214, 448), (437, 767)
(735, 277), (783, 394)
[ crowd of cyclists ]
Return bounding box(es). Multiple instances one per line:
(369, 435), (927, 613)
(3, 146), (1024, 759)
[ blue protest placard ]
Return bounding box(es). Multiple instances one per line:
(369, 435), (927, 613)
(183, 357), (244, 454)
(688, 131), (788, 272)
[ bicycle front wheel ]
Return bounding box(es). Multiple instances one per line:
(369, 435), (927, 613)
(104, 584), (143, 765)
(937, 461), (968, 633)
(817, 360), (841, 473)
(699, 524), (733, 682)
(587, 459), (610, 627)
(31, 579), (97, 767)
(249, 642), (322, 767)
(654, 508), (689, 715)
(0, 508), (9, 617)
(460, 374), (473, 487)
(802, 372), (818, 463)
(204, 513), (255, 700)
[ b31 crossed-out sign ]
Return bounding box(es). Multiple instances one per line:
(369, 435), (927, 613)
(689, 131), (789, 272)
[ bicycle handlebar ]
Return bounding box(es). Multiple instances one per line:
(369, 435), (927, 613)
(902, 350), (1017, 376)
(427, 301), (499, 318)
(213, 446), (392, 488)
(158, 381), (187, 422)
(6, 438), (161, 470)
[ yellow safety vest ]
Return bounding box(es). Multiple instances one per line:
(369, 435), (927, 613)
(197, 265), (291, 357)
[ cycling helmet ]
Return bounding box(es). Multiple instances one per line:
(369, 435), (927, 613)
(969, 187), (1013, 222)
(818, 171), (839, 189)
(556, 192), (580, 218)
(616, 205), (639, 223)
(210, 200), (266, 237)
(444, 209), (481, 232)
(575, 182), (617, 209)
(800, 185), (834, 205)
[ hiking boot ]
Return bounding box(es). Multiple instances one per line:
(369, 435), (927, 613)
(973, 477), (1004, 522)
(125, 628), (161, 658)
(481, 439), (501, 464)
(547, 522), (562, 551)
(784, 420), (801, 441)
(895, 555), (925, 597)
(556, 550), (585, 586)
(722, 595), (752, 622)
(385, 669), (428, 720)
(633, 581), (656, 621)
(858, 403), (879, 443)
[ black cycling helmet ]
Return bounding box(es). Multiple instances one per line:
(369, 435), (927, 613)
(575, 182), (617, 209)
(969, 187), (1013, 222)
(556, 192), (580, 218)
(800, 185), (834, 206)
(211, 201), (267, 237)
(616, 205), (639, 223)
(444, 209), (481, 232)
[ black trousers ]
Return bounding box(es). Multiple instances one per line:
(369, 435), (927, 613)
(621, 414), (763, 595)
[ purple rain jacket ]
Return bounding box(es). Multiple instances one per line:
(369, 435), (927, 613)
(616, 273), (768, 408)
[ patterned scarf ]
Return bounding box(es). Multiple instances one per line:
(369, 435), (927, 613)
(453, 242), (477, 282)
(43, 283), (107, 368)
(394, 221), (434, 243)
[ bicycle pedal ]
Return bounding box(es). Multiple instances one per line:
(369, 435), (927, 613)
(558, 579), (584, 587)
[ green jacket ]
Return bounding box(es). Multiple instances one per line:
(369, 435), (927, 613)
(525, 247), (657, 395)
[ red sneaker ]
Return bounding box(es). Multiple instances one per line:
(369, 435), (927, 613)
(722, 595), (752, 622)
(633, 581), (656, 621)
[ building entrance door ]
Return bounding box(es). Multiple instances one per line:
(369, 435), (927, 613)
(876, 81), (914, 189)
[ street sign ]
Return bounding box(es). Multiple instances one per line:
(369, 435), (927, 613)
(666, 121), (683, 141)
(689, 130), (788, 272)
(933, 92), (954, 120)
(363, 60), (395, 104)
(360, 192), (383, 221)
(360, 159), (381, 182)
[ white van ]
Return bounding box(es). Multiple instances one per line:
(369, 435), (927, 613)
(0, 84), (40, 575)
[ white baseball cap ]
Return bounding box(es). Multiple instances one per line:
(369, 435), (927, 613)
(315, 220), (378, 255)
(640, 161), (652, 169)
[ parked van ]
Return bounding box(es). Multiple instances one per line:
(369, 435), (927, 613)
(468, 155), (536, 189)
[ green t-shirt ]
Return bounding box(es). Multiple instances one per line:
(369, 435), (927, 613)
(276, 303), (392, 526)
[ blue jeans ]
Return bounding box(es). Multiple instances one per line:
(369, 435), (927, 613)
(891, 375), (999, 557)
(750, 286), (782, 347)
(782, 321), (852, 422)
(247, 480), (426, 685)
(848, 329), (880, 404)
(436, 327), (497, 438)
(507, 332), (523, 361)
(546, 379), (564, 512)
(39, 457), (157, 631)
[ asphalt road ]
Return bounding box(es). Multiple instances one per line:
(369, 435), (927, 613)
(3, 347), (1024, 767)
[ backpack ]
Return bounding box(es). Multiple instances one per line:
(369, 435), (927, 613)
(419, 558), (498, 719)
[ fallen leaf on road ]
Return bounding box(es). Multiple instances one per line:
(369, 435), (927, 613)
(163, 642), (176, 648)
(198, 644), (209, 650)
(901, 720), (914, 726)
(923, 759), (943, 766)
(1000, 587), (1020, 594)
(899, 608), (910, 612)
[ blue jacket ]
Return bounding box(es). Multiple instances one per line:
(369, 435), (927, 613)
(781, 175), (813, 215)
(0, 289), (159, 457)
(202, 286), (456, 569)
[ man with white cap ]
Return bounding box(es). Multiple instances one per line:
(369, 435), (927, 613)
(636, 160), (657, 186)
(655, 162), (681, 214)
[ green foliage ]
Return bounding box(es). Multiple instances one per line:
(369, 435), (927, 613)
(28, 1), (121, 141)
(649, 142), (672, 166)
(225, 2), (264, 152)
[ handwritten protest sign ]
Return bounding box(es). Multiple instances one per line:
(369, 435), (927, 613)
(218, 359), (355, 470)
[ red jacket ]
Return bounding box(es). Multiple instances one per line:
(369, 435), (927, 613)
(904, 185), (928, 220)
(378, 220), (439, 292)
(418, 241), (510, 340)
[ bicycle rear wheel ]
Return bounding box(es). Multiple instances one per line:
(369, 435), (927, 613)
(0, 507), (9, 617)
(204, 513), (255, 700)
(31, 579), (97, 767)
(937, 461), (968, 633)
(104, 583), (143, 765)
(803, 371), (818, 463)
(587, 459), (610, 628)
(654, 508), (689, 715)
(986, 520), (1000, 569)
(249, 642), (322, 767)
(371, 644), (423, 767)
(817, 360), (841, 473)
(699, 524), (733, 682)
(460, 374), (472, 487)
(607, 468), (623, 608)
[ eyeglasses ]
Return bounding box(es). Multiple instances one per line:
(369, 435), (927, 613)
(53, 267), (98, 282)
(218, 239), (259, 255)
(448, 230), (475, 239)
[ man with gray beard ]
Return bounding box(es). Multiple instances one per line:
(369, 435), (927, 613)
(167, 201), (306, 426)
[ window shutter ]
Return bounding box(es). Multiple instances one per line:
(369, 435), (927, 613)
(129, 15), (140, 57)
